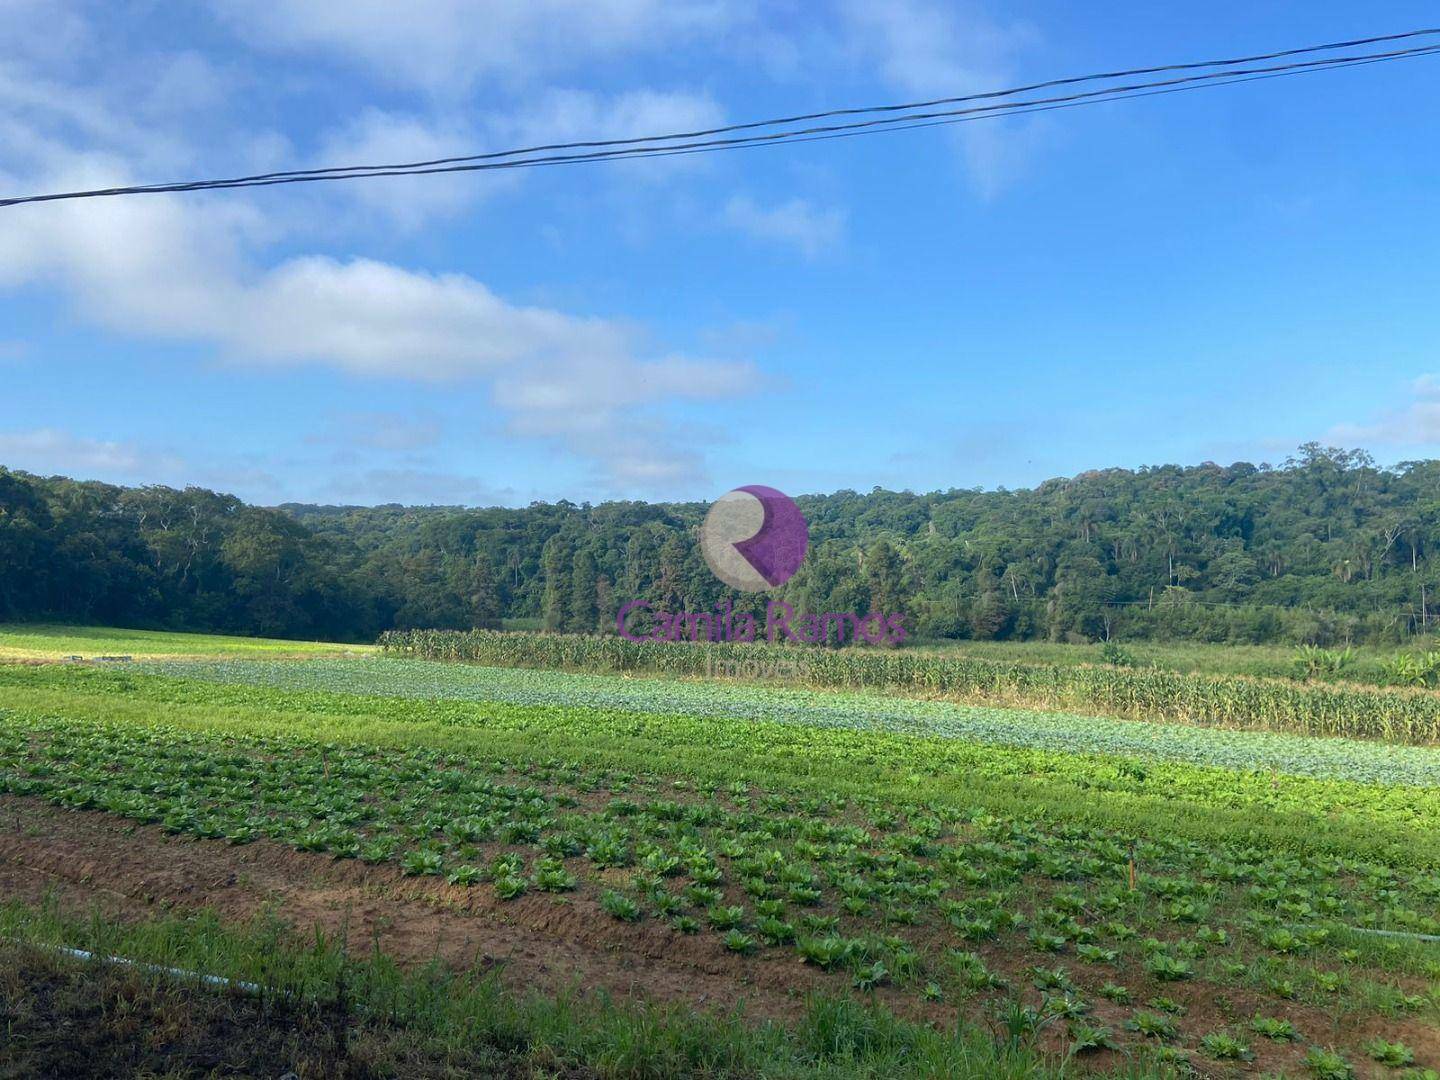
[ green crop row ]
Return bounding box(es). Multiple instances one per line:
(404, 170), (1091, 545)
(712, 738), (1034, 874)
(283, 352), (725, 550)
(136, 658), (1440, 788)
(3, 664), (1436, 867)
(2, 678), (1436, 1075)
(379, 630), (1440, 744)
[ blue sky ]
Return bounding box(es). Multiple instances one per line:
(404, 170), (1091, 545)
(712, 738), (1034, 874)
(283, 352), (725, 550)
(3, 1), (1439, 506)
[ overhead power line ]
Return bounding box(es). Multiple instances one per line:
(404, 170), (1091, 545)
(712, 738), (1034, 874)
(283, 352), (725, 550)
(3, 28), (1438, 209)
(253, 44), (1433, 181)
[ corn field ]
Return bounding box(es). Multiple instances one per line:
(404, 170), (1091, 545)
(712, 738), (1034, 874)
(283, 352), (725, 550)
(378, 629), (1440, 744)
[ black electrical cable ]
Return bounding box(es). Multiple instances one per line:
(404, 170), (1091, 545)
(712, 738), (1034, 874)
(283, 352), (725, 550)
(234, 43), (1439, 183)
(99, 25), (1440, 184)
(3, 30), (1437, 209)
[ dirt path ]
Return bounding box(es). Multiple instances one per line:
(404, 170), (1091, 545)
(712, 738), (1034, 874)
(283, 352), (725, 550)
(0, 795), (850, 1024)
(5, 795), (1437, 1079)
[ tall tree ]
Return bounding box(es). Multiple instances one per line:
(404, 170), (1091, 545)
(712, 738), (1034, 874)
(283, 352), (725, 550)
(595, 574), (617, 634)
(865, 538), (904, 614)
(569, 548), (598, 633)
(468, 552), (501, 628)
(540, 536), (571, 632)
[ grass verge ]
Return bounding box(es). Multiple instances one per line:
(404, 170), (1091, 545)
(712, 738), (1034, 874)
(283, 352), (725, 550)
(0, 622), (374, 661)
(0, 896), (1125, 1079)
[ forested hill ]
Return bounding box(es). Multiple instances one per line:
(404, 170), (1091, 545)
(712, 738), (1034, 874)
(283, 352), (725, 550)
(4, 444), (1440, 645)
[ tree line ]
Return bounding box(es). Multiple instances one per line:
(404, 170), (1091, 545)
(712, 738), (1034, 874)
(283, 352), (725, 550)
(3, 443), (1439, 645)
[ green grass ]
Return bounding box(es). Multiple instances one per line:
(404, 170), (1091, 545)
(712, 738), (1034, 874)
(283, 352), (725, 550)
(0, 622), (374, 661)
(2, 621), (1422, 681)
(0, 897), (1073, 1079)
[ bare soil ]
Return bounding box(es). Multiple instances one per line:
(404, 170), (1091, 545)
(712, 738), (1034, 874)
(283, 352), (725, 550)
(0, 795), (840, 1025)
(1, 794), (1435, 1078)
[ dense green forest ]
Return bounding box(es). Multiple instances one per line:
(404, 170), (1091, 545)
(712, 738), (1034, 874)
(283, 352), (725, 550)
(3, 443), (1440, 645)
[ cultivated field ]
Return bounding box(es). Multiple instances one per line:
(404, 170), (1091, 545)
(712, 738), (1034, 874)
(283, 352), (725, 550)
(910, 639), (1421, 686)
(0, 622), (376, 661)
(0, 627), (1437, 1078)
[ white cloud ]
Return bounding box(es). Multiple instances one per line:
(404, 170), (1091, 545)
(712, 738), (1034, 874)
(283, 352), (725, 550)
(698, 317), (786, 355)
(0, 428), (285, 493)
(0, 423), (505, 505)
(311, 109), (503, 229)
(0, 162), (754, 490)
(0, 428), (172, 477)
(1328, 376), (1440, 446)
(0, 1), (93, 77)
(837, 0), (1040, 197)
(497, 88), (728, 186)
(0, 6), (238, 180)
(500, 88), (724, 147)
(209, 0), (739, 93)
(139, 50), (239, 121)
(0, 2), (768, 496)
(842, 0), (999, 93)
(1414, 374), (1440, 398)
(322, 466), (514, 506)
(587, 443), (710, 491)
(0, 63), (191, 179)
(724, 194), (845, 257)
(193, 462), (286, 499)
(303, 88), (725, 231)
(310, 411), (445, 452)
